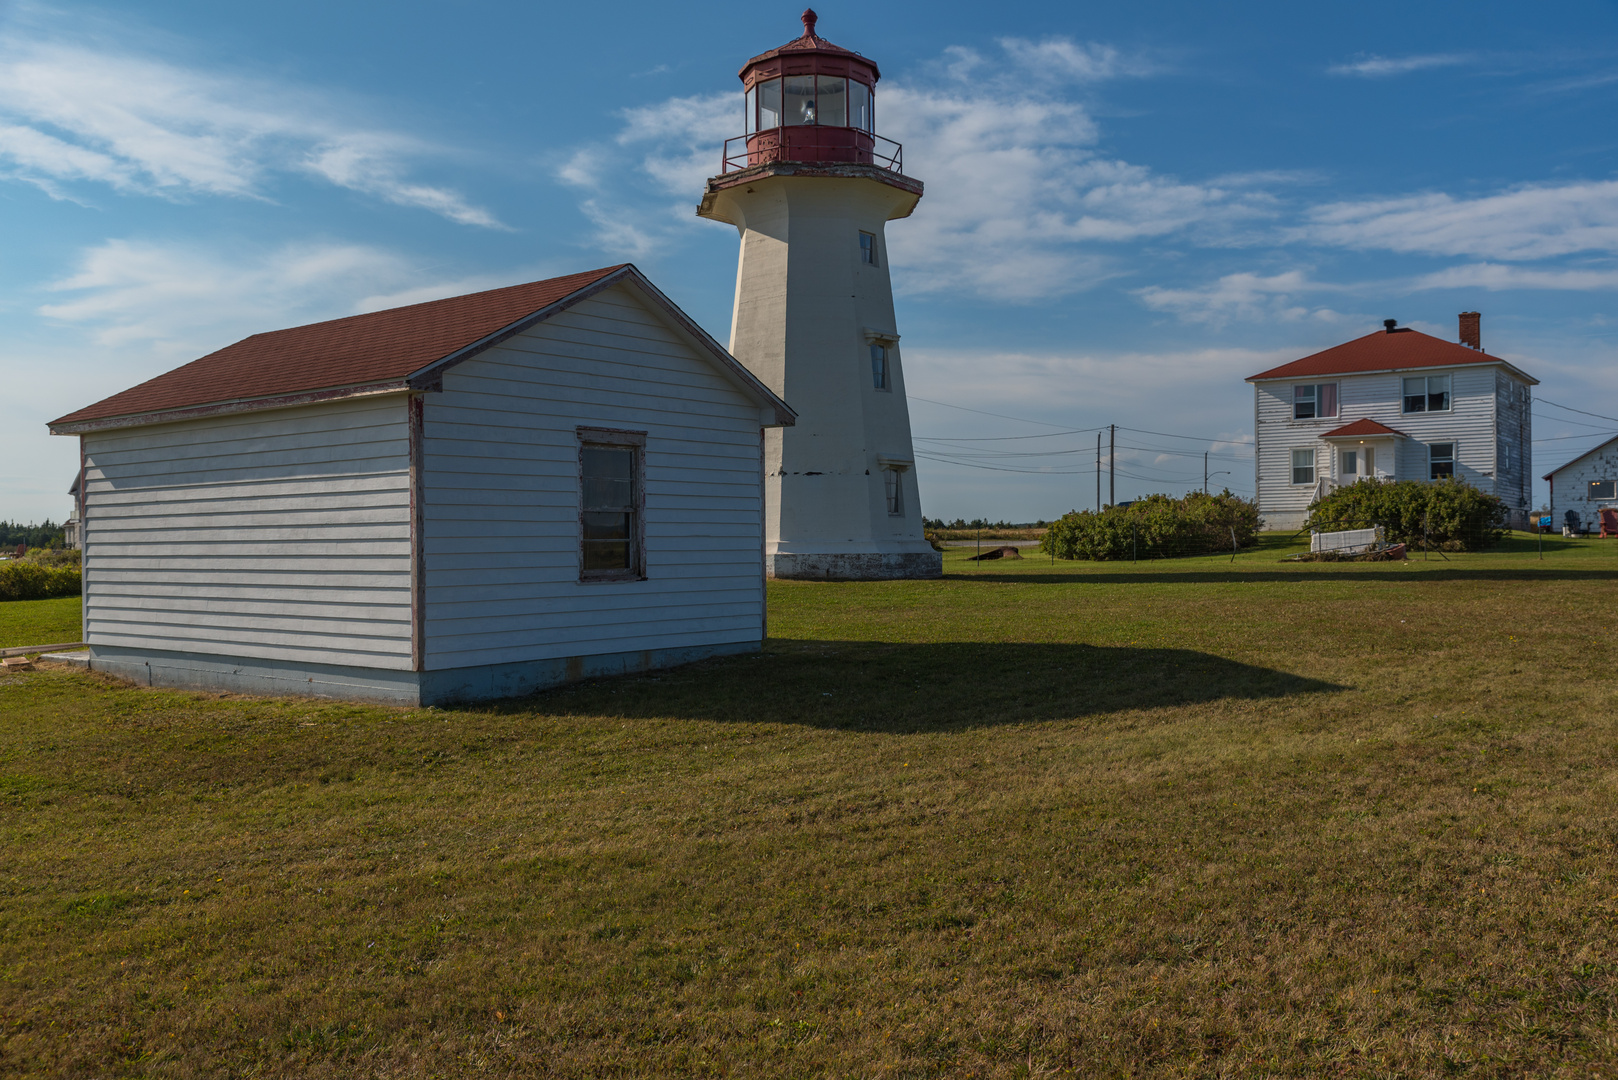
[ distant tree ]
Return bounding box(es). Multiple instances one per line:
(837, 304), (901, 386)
(0, 520), (65, 551)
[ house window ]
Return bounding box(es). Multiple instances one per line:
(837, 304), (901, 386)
(884, 467), (903, 515)
(1341, 449), (1358, 476)
(578, 428), (645, 580)
(1591, 480), (1617, 500)
(1293, 383), (1337, 420)
(870, 343), (888, 389)
(1403, 374), (1452, 413)
(859, 231), (877, 265)
(1291, 448), (1315, 485)
(1429, 442), (1455, 480)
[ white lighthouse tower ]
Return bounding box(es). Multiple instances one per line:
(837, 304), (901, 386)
(698, 10), (941, 580)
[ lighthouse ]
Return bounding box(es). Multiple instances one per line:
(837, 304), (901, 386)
(697, 10), (941, 580)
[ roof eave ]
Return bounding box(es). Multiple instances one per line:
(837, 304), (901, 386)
(1247, 356), (1539, 385)
(1542, 433), (1618, 480)
(48, 380), (413, 436)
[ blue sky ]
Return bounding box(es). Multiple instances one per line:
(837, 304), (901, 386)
(3, 0), (1617, 524)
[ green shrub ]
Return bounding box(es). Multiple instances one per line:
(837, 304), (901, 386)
(1304, 478), (1508, 550)
(1040, 490), (1262, 561)
(0, 561), (82, 602)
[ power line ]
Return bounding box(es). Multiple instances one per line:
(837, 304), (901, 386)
(1536, 398), (1618, 425)
(1532, 430), (1618, 444)
(906, 396), (1079, 430)
(912, 428), (1104, 442)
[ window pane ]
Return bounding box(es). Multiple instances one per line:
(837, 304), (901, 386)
(870, 344), (887, 389)
(1429, 443), (1454, 480)
(1318, 382), (1337, 418)
(582, 447), (634, 511)
(1342, 450), (1357, 475)
(1292, 448), (1314, 484)
(745, 86), (757, 135)
(884, 468), (902, 515)
(849, 80), (872, 131)
(859, 231), (875, 265)
(582, 512), (632, 570)
(783, 75), (816, 125)
(1403, 377), (1426, 413)
(1427, 374), (1451, 412)
(758, 79), (782, 128)
(1591, 480), (1618, 500)
(816, 76), (846, 126)
(1293, 384), (1316, 420)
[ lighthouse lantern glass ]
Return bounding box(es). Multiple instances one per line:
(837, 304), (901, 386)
(783, 75), (816, 125)
(757, 79), (782, 129)
(850, 80), (872, 131)
(816, 76), (846, 126)
(744, 86), (757, 135)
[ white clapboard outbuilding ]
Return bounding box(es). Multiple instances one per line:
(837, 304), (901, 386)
(1543, 434), (1618, 534)
(49, 265), (794, 705)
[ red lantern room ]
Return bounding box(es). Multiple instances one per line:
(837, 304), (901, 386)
(722, 9), (902, 174)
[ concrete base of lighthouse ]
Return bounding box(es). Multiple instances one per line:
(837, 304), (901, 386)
(769, 550), (942, 581)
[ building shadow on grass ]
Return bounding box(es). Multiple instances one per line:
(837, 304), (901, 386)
(500, 640), (1343, 731)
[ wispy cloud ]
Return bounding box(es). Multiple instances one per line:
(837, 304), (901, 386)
(1410, 262), (1618, 291)
(0, 24), (500, 226)
(1328, 53), (1469, 77)
(1297, 180), (1618, 259)
(1135, 270), (1356, 327)
(37, 239), (493, 354)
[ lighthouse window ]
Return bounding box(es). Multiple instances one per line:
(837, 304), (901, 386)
(784, 75), (817, 125)
(816, 76), (847, 127)
(850, 80), (872, 131)
(744, 86), (757, 135)
(859, 231), (877, 265)
(870, 343), (889, 390)
(884, 468), (903, 516)
(757, 78), (782, 129)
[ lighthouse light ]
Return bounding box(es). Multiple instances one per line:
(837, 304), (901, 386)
(784, 75), (816, 125)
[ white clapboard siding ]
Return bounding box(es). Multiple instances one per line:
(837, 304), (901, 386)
(1255, 363), (1524, 529)
(421, 282), (764, 669)
(1547, 439), (1618, 532)
(82, 395), (414, 669)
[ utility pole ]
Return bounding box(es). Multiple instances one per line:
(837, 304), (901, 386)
(1109, 424), (1115, 509)
(1095, 432), (1101, 513)
(1204, 451), (1209, 495)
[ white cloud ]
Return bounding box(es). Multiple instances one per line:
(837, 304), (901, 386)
(995, 38), (1157, 83)
(1136, 270), (1356, 327)
(38, 239), (452, 354)
(1410, 262), (1618, 291)
(618, 91), (738, 195)
(1328, 54), (1469, 77)
(0, 29), (500, 226)
(1297, 181), (1618, 260)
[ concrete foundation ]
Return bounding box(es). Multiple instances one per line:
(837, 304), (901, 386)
(89, 640), (760, 706)
(769, 551), (941, 580)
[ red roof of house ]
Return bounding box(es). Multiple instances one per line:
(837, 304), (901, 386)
(51, 266), (629, 429)
(1321, 418), (1408, 439)
(1247, 327), (1537, 384)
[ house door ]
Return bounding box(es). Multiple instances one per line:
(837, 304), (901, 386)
(1341, 448), (1360, 481)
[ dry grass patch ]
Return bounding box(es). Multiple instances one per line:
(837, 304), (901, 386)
(1, 534), (1617, 1076)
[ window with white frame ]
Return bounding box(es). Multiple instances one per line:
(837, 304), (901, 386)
(859, 231), (877, 265)
(883, 467), (903, 515)
(1341, 449), (1358, 476)
(1403, 374), (1452, 413)
(870, 343), (889, 390)
(1590, 480), (1617, 500)
(1291, 448), (1315, 485)
(1292, 383), (1338, 420)
(578, 428), (645, 580)
(1428, 442), (1455, 480)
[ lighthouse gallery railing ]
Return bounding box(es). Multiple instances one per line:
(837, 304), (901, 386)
(722, 129), (903, 175)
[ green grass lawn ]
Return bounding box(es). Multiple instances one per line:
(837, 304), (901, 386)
(2, 533), (1617, 1077)
(0, 595), (82, 650)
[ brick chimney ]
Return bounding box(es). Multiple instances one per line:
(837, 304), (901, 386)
(1459, 311), (1481, 351)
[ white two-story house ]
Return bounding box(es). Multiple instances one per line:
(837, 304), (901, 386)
(1248, 313), (1537, 531)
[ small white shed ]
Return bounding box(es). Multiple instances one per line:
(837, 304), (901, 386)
(49, 265), (794, 705)
(1544, 434), (1618, 535)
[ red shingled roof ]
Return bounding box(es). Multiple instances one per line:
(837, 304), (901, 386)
(52, 266), (628, 429)
(1247, 327), (1536, 383)
(1321, 418), (1407, 439)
